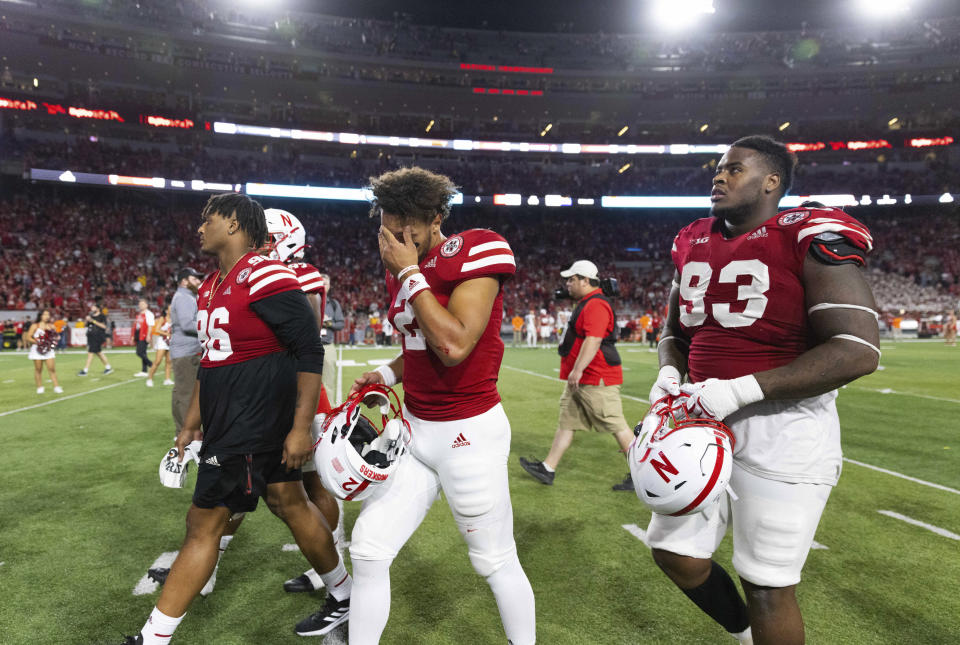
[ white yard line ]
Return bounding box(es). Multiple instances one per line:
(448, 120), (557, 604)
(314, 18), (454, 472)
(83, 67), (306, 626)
(877, 510), (960, 540)
(0, 379), (139, 417)
(132, 551), (178, 596)
(843, 459), (960, 496)
(846, 386), (960, 405)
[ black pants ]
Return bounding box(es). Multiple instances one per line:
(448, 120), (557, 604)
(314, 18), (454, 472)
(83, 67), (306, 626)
(136, 340), (153, 371)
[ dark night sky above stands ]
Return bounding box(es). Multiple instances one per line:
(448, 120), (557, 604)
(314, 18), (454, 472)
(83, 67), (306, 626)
(302, 0), (960, 34)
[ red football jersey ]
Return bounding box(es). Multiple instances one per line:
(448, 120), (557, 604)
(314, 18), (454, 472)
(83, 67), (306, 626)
(198, 252), (301, 368)
(386, 229), (516, 421)
(672, 207), (872, 383)
(288, 262), (325, 294)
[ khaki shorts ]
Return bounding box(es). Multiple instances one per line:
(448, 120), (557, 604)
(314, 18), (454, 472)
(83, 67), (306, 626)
(558, 383), (628, 433)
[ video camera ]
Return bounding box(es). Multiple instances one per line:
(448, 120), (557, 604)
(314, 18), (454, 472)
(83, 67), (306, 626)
(554, 277), (619, 300)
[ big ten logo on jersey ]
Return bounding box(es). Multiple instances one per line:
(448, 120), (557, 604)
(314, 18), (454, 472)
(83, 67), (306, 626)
(389, 292), (426, 351)
(197, 307), (233, 361)
(679, 259), (769, 329)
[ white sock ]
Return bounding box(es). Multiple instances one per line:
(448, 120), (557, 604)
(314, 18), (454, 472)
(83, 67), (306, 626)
(105, 364), (111, 369)
(304, 568), (324, 589)
(219, 535), (234, 552)
(731, 626), (753, 644)
(348, 559), (392, 645)
(542, 463), (555, 473)
(140, 607), (184, 645)
(485, 554), (536, 645)
(318, 555), (352, 601)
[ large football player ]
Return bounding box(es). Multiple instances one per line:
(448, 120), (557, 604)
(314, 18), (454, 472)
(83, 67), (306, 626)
(645, 136), (879, 645)
(347, 167), (536, 644)
(119, 194), (350, 644)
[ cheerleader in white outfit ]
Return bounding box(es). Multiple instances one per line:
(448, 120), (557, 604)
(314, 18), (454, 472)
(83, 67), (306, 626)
(145, 305), (173, 387)
(26, 310), (62, 394)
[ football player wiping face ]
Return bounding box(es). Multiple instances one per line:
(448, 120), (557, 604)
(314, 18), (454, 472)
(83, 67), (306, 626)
(379, 210), (443, 273)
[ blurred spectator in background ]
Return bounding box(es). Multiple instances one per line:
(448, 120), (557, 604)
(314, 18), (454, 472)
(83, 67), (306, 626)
(319, 273), (344, 396)
(133, 298), (155, 377)
(169, 267), (202, 436)
(146, 304), (174, 387)
(78, 302), (112, 376)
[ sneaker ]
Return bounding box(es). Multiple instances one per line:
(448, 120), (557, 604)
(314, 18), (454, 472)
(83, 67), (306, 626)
(145, 379), (154, 387)
(519, 457), (555, 485)
(133, 372), (149, 377)
(284, 569), (324, 593)
(147, 567), (170, 584)
(77, 369), (88, 376)
(103, 366), (113, 375)
(295, 594), (350, 636)
(54, 386), (63, 394)
(163, 379), (175, 386)
(612, 472), (635, 491)
(118, 636), (143, 645)
(36, 387), (45, 394)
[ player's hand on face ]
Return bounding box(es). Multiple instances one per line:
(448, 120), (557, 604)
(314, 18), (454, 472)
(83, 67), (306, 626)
(282, 428), (313, 471)
(378, 225), (419, 278)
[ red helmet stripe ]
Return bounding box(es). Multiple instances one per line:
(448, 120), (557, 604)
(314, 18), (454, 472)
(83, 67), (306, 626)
(671, 442), (727, 516)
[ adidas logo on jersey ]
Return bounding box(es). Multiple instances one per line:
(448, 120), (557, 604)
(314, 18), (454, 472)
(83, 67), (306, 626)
(424, 257), (437, 269)
(204, 456), (221, 467)
(223, 286), (232, 295)
(451, 433), (471, 449)
(747, 226), (768, 240)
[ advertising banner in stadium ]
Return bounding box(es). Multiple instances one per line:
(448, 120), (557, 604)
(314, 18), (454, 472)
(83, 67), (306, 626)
(112, 325), (134, 347)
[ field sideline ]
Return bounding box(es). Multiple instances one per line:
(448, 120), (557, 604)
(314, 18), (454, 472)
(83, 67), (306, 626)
(0, 341), (957, 644)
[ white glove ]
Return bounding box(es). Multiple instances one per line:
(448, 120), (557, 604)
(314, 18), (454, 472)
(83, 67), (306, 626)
(680, 376), (764, 421)
(649, 365), (682, 405)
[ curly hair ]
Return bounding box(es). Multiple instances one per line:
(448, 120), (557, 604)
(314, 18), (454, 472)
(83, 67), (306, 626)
(367, 167), (459, 225)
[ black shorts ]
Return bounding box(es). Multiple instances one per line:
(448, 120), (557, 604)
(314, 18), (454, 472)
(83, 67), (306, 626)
(193, 450), (302, 513)
(87, 337), (104, 353)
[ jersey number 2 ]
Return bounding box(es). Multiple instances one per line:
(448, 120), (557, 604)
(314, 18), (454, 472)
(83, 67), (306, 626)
(679, 260), (769, 328)
(197, 307), (233, 361)
(392, 297), (426, 351)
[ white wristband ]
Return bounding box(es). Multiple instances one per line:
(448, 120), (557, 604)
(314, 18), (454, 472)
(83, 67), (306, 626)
(374, 364), (397, 387)
(397, 264), (420, 281)
(731, 375), (764, 407)
(402, 272), (430, 302)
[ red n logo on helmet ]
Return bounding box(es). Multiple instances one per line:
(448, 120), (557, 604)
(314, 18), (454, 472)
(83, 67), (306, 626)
(651, 451), (679, 483)
(280, 213), (293, 228)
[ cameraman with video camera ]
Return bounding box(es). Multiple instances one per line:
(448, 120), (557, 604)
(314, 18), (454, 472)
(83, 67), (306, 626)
(519, 260), (635, 491)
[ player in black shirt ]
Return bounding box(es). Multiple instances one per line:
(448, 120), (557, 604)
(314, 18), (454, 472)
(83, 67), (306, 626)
(119, 194), (351, 645)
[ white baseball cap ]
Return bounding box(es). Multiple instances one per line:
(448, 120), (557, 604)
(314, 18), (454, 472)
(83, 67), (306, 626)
(560, 260), (599, 280)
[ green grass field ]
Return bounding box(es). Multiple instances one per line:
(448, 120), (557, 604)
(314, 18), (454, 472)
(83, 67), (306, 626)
(0, 341), (957, 644)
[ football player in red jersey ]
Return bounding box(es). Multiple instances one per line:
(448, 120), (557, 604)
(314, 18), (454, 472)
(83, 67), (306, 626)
(347, 168), (535, 645)
(119, 194), (350, 645)
(645, 136), (880, 645)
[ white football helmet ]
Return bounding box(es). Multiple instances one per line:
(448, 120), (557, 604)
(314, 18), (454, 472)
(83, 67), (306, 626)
(628, 395), (735, 516)
(262, 208), (307, 262)
(313, 384), (411, 501)
(159, 440), (202, 489)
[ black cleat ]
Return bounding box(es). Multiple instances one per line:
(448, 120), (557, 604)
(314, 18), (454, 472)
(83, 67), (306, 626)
(147, 567), (170, 584)
(295, 593), (350, 636)
(612, 472), (635, 491)
(519, 457), (555, 485)
(118, 636), (143, 645)
(284, 572), (323, 593)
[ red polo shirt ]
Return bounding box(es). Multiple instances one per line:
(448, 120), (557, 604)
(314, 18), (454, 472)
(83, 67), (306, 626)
(559, 289), (622, 386)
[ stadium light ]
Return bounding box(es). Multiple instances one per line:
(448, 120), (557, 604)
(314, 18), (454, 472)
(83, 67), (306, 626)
(618, 126), (629, 137)
(779, 122), (791, 131)
(856, 0), (910, 18)
(651, 0), (716, 31)
(699, 124), (709, 132)
(425, 119), (435, 133)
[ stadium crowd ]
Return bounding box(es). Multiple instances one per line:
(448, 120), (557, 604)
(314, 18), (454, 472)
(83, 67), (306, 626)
(1, 189), (956, 340)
